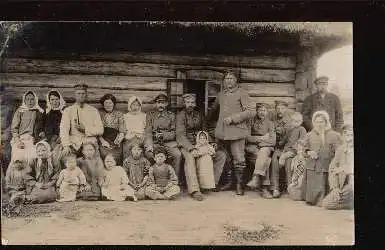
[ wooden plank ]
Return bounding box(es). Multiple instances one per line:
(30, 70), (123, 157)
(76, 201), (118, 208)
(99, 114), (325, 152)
(249, 96), (297, 109)
(295, 90), (311, 102)
(3, 86), (163, 104)
(8, 52), (296, 69)
(1, 73), (167, 91)
(3, 59), (176, 78)
(240, 83), (295, 97)
(185, 69), (224, 80)
(240, 68), (295, 82)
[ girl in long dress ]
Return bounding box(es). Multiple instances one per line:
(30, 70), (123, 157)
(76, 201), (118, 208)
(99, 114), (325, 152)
(122, 96), (147, 159)
(98, 94), (125, 165)
(302, 111), (342, 206)
(76, 138), (105, 201)
(101, 154), (137, 201)
(194, 131), (216, 191)
(25, 140), (61, 204)
(10, 91), (45, 162)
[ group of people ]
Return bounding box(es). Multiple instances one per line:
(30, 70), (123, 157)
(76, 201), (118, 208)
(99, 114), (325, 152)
(2, 71), (353, 214)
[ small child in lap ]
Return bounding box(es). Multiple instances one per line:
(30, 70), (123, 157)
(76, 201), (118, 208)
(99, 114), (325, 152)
(56, 155), (87, 202)
(123, 143), (150, 200)
(101, 154), (137, 201)
(146, 147), (180, 200)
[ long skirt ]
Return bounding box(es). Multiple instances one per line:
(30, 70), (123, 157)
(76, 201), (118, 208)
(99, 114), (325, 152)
(77, 182), (102, 201)
(196, 155), (215, 189)
(102, 184), (136, 201)
(134, 187), (147, 200)
(145, 184), (180, 200)
(28, 185), (57, 204)
(303, 169), (329, 206)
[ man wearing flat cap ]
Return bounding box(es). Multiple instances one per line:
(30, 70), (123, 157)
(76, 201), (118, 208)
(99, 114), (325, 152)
(208, 72), (256, 195)
(144, 93), (182, 180)
(60, 83), (104, 156)
(302, 76), (344, 132)
(176, 93), (227, 201)
(245, 103), (276, 198)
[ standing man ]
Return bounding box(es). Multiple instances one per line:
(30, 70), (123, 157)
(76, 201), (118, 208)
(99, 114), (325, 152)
(302, 76), (344, 132)
(144, 93), (182, 180)
(209, 72), (255, 195)
(176, 93), (227, 201)
(245, 103), (276, 199)
(60, 83), (104, 157)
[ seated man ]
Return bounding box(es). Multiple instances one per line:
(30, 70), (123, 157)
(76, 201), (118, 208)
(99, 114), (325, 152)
(144, 93), (182, 182)
(245, 103), (276, 199)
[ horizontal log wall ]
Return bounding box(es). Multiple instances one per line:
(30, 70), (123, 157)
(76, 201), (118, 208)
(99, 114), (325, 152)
(1, 53), (298, 113)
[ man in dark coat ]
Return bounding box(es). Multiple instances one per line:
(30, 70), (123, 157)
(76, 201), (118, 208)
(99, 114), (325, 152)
(176, 93), (227, 201)
(302, 76), (344, 132)
(208, 72), (256, 195)
(144, 93), (182, 181)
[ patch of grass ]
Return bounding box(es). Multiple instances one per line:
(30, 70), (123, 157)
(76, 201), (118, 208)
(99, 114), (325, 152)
(224, 222), (281, 244)
(2, 200), (62, 218)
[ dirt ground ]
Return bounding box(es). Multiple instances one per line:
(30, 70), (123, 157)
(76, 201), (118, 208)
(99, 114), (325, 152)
(1, 190), (354, 245)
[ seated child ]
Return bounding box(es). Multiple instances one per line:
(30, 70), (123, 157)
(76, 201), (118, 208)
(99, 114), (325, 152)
(193, 131), (216, 192)
(278, 112), (307, 185)
(56, 154), (87, 202)
(287, 140), (307, 201)
(146, 147), (180, 200)
(5, 155), (31, 213)
(123, 143), (151, 200)
(76, 138), (105, 201)
(101, 154), (137, 201)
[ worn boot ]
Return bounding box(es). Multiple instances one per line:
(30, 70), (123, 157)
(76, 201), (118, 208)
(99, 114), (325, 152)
(235, 168), (245, 196)
(219, 168), (233, 191)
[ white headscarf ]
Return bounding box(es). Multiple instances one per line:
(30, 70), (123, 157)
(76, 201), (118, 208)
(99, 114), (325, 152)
(127, 96), (143, 113)
(45, 89), (66, 114)
(311, 110), (332, 145)
(35, 140), (54, 179)
(19, 91), (44, 113)
(196, 130), (210, 146)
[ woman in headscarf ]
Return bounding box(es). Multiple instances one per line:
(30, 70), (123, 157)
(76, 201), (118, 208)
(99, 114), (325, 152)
(25, 140), (61, 204)
(10, 91), (45, 162)
(302, 110), (342, 206)
(44, 90), (66, 149)
(122, 96), (147, 159)
(98, 94), (125, 165)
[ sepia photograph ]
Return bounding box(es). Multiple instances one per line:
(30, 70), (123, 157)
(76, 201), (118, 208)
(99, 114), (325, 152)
(0, 21), (353, 245)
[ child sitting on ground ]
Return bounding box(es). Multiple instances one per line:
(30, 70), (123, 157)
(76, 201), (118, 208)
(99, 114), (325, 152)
(56, 154), (87, 202)
(146, 147), (180, 200)
(278, 112), (307, 166)
(192, 131), (216, 193)
(123, 143), (151, 200)
(5, 155), (31, 214)
(101, 154), (137, 201)
(287, 140), (307, 201)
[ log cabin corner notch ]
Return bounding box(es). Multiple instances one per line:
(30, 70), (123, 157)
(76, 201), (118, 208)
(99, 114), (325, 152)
(1, 22), (352, 118)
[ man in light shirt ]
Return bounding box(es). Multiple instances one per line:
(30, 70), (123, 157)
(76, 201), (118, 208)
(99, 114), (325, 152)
(60, 83), (104, 157)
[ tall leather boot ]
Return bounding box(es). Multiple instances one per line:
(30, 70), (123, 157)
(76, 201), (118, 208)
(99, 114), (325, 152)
(219, 168), (233, 191)
(235, 167), (245, 196)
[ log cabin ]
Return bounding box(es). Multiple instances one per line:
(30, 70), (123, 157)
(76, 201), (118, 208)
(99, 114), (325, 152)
(0, 22), (352, 159)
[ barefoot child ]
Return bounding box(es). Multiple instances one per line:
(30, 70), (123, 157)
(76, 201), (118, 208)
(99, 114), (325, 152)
(101, 154), (137, 201)
(194, 131), (216, 192)
(146, 148), (180, 200)
(123, 143), (151, 200)
(56, 154), (87, 202)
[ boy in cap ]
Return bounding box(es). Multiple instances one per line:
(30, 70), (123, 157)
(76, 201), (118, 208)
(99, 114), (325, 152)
(144, 93), (182, 181)
(302, 76), (344, 132)
(60, 83), (104, 157)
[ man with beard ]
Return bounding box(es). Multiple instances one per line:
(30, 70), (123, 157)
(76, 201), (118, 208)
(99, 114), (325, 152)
(176, 93), (227, 201)
(208, 72), (255, 195)
(144, 93), (182, 181)
(60, 83), (104, 157)
(302, 76), (344, 132)
(245, 103), (276, 199)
